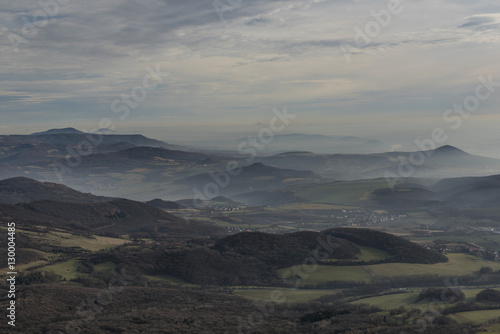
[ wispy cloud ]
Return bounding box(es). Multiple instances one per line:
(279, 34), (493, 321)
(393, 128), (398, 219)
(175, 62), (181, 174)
(459, 13), (500, 29)
(0, 0), (498, 153)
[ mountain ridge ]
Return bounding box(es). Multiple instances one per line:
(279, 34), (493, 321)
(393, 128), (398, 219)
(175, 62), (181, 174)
(257, 145), (500, 180)
(0, 177), (225, 240)
(31, 127), (85, 135)
(0, 177), (109, 204)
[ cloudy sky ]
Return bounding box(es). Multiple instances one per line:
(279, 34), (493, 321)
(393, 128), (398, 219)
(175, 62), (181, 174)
(1, 0), (500, 156)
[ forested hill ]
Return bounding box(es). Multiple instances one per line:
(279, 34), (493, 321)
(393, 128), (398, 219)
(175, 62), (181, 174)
(324, 228), (448, 264)
(99, 228), (447, 286)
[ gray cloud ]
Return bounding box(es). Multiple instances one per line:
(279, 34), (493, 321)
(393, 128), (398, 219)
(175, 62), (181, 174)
(459, 13), (500, 29)
(0, 0), (499, 150)
(0, 95), (31, 102)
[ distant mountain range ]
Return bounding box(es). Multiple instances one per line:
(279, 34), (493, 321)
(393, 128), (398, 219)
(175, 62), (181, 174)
(0, 128), (177, 165)
(2, 128), (500, 203)
(32, 127), (114, 135)
(31, 127), (86, 135)
(248, 173), (500, 210)
(261, 133), (391, 154)
(257, 145), (500, 180)
(381, 174), (500, 208)
(202, 133), (391, 155)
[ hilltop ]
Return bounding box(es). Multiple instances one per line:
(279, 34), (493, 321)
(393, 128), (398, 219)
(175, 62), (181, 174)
(0, 177), (108, 204)
(0, 131), (177, 167)
(101, 228), (447, 287)
(146, 198), (187, 210)
(31, 127), (85, 135)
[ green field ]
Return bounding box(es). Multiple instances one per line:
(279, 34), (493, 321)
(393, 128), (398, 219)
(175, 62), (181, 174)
(0, 260), (50, 275)
(277, 265), (371, 287)
(233, 288), (340, 303)
(49, 231), (128, 251)
(351, 288), (500, 310)
(411, 234), (500, 252)
(277, 254), (500, 288)
(0, 228), (128, 275)
(292, 179), (389, 205)
(142, 274), (198, 287)
(322, 246), (390, 263)
(193, 216), (267, 228)
(94, 262), (116, 275)
(351, 292), (420, 309)
(355, 246), (391, 262)
(462, 288), (500, 300)
(478, 323), (500, 334)
(270, 203), (359, 211)
(10, 228), (128, 252)
(42, 259), (84, 280)
(369, 254), (500, 278)
(450, 309), (500, 324)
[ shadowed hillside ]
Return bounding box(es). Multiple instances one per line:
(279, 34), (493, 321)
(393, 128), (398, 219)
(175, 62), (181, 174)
(214, 231), (360, 266)
(0, 177), (108, 204)
(146, 198), (187, 210)
(325, 228), (448, 264)
(103, 228), (447, 286)
(0, 178), (225, 240)
(1, 199), (224, 240)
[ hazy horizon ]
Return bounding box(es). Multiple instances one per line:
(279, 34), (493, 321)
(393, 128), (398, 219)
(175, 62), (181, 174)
(3, 123), (500, 159)
(2, 0), (500, 158)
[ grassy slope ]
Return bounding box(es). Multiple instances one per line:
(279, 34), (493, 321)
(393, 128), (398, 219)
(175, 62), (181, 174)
(41, 259), (83, 280)
(356, 246), (391, 262)
(94, 261), (116, 275)
(370, 253), (500, 277)
(277, 254), (500, 288)
(478, 323), (500, 334)
(0, 228), (128, 279)
(321, 246), (390, 263)
(351, 288), (500, 310)
(142, 274), (198, 287)
(351, 292), (420, 309)
(233, 289), (340, 303)
(49, 231), (128, 251)
(277, 266), (371, 286)
(450, 309), (500, 324)
(411, 234), (500, 252)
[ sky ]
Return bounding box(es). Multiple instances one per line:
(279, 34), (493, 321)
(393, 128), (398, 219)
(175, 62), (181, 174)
(1, 0), (500, 156)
